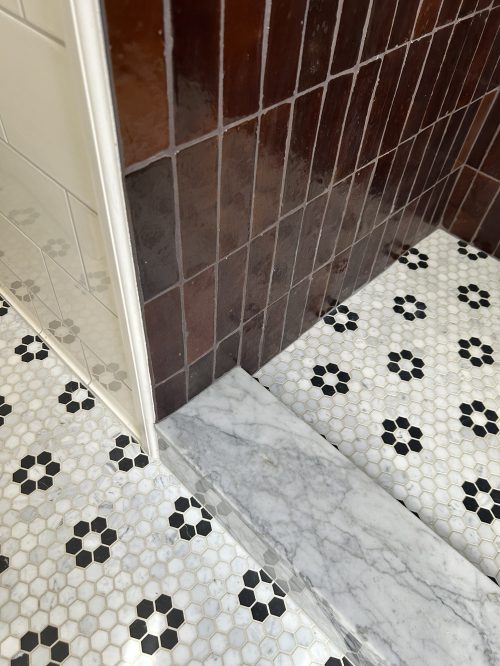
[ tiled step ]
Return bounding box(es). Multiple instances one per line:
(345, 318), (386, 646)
(157, 367), (500, 666)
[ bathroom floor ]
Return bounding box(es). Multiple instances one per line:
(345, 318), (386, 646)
(0, 298), (352, 664)
(257, 229), (500, 585)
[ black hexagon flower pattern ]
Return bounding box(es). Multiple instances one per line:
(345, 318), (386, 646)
(109, 434), (149, 471)
(13, 625), (69, 664)
(169, 496), (213, 540)
(65, 516), (117, 567)
(457, 239), (487, 260)
(129, 595), (184, 654)
(0, 395), (12, 426)
(12, 452), (60, 495)
(58, 381), (95, 413)
(0, 297), (10, 317)
(459, 401), (498, 437)
(0, 549), (8, 574)
(398, 247), (429, 270)
(393, 294), (427, 321)
(15, 334), (49, 362)
(323, 305), (359, 332)
(462, 478), (500, 524)
(325, 657), (355, 666)
(457, 283), (491, 309)
(382, 417), (423, 455)
(238, 569), (286, 621)
(310, 363), (350, 395)
(458, 337), (494, 367)
(387, 349), (424, 381)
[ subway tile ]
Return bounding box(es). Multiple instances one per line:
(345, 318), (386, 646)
(299, 0), (339, 91)
(381, 209), (404, 269)
(125, 158), (177, 301)
(442, 165), (475, 228)
(339, 234), (369, 302)
(282, 88), (323, 214)
(381, 139), (414, 216)
(177, 138), (218, 278)
(269, 210), (303, 303)
(184, 266), (215, 364)
(292, 193), (328, 284)
(395, 127), (432, 209)
(361, 0), (397, 60)
(323, 248), (349, 310)
(144, 287), (184, 384)
(171, 0), (220, 143)
(358, 151), (396, 235)
(470, 9), (500, 100)
(437, 0), (461, 25)
(244, 227), (276, 320)
(336, 165), (374, 252)
(223, 0), (265, 123)
(450, 171), (498, 241)
(215, 330), (240, 379)
(155, 370), (187, 420)
(104, 0), (169, 166)
(435, 104), (476, 182)
(474, 191), (500, 254)
(424, 177), (450, 226)
(410, 117), (448, 198)
(282, 278), (309, 347)
(428, 170), (459, 225)
(220, 119), (258, 256)
(468, 95), (500, 169)
(241, 311), (265, 374)
(261, 295), (287, 364)
(330, 0), (370, 75)
(263, 0), (307, 107)
(355, 221), (386, 289)
(351, 163), (376, 242)
(459, 0), (479, 17)
(188, 351), (214, 400)
(302, 264), (330, 331)
(410, 188), (434, 240)
(481, 131), (500, 180)
(413, 0), (441, 38)
(253, 104), (290, 236)
(314, 176), (351, 267)
(459, 10), (499, 106)
(455, 91), (496, 167)
(217, 246), (247, 340)
(388, 0), (420, 48)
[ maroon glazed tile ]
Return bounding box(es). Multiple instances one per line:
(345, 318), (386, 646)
(390, 199), (418, 260)
(437, 0), (461, 25)
(215, 330), (240, 378)
(441, 165), (475, 228)
(403, 196), (427, 247)
(410, 188), (434, 239)
(263, 0), (308, 107)
(451, 171), (498, 240)
(335, 59), (381, 182)
(144, 287), (184, 384)
(401, 26), (453, 141)
(339, 235), (369, 301)
(184, 266), (215, 364)
(125, 158), (178, 302)
(388, 0), (420, 47)
(223, 0), (265, 123)
(171, 0), (219, 144)
(369, 219), (392, 278)
(395, 127), (432, 209)
(282, 278), (310, 347)
(261, 295), (287, 364)
(220, 119), (258, 257)
(361, 0), (397, 60)
(456, 92), (496, 166)
(155, 370), (187, 420)
(282, 88), (323, 214)
(423, 177), (450, 227)
(104, 0), (169, 166)
(188, 351), (214, 400)
(323, 247), (350, 310)
(459, 0), (479, 17)
(355, 222), (386, 289)
(253, 104), (291, 236)
(428, 170), (459, 224)
(302, 264), (330, 331)
(474, 191), (500, 254)
(380, 139), (414, 216)
(472, 10), (500, 100)
(269, 210), (302, 303)
(299, 0), (339, 91)
(177, 137), (218, 278)
(423, 108), (467, 188)
(382, 209), (405, 268)
(435, 104), (477, 181)
(330, 0), (370, 75)
(476, 0), (491, 9)
(292, 193), (328, 285)
(351, 163), (376, 242)
(217, 246), (247, 340)
(358, 151), (396, 235)
(244, 227), (277, 320)
(381, 36), (430, 154)
(481, 131), (500, 180)
(413, 0), (441, 37)
(358, 47), (406, 167)
(468, 95), (500, 169)
(336, 164), (374, 251)
(314, 176), (351, 267)
(308, 73), (352, 199)
(241, 312), (264, 374)
(410, 116), (448, 199)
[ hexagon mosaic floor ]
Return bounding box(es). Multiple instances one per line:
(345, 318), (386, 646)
(0, 298), (353, 664)
(257, 229), (500, 586)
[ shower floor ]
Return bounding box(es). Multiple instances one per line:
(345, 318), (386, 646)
(256, 229), (500, 585)
(0, 297), (352, 664)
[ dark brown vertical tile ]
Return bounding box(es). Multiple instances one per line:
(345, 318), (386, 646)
(474, 192), (500, 254)
(437, 0), (460, 25)
(468, 95), (500, 169)
(359, 151), (396, 234)
(217, 246), (247, 340)
(308, 73), (352, 199)
(244, 227), (277, 320)
(104, 0), (169, 166)
(220, 119), (258, 257)
(282, 88), (323, 213)
(450, 172), (498, 240)
(253, 104), (291, 236)
(381, 139), (414, 216)
(330, 0), (370, 75)
(352, 163), (376, 241)
(215, 330), (240, 378)
(241, 312), (265, 373)
(335, 60), (381, 181)
(465, 9), (500, 103)
(263, 0), (308, 107)
(481, 132), (500, 180)
(403, 196), (427, 247)
(392, 199), (418, 257)
(188, 352), (214, 399)
(292, 193), (328, 284)
(323, 248), (350, 310)
(355, 222), (385, 289)
(282, 278), (310, 347)
(269, 211), (302, 303)
(423, 177), (450, 227)
(455, 91), (496, 167)
(358, 47), (406, 167)
(410, 188), (434, 239)
(382, 209), (404, 268)
(436, 104), (477, 182)
(302, 264), (330, 331)
(410, 117), (448, 198)
(395, 127), (432, 209)
(339, 235), (369, 301)
(155, 370), (187, 420)
(442, 166), (475, 228)
(413, 0), (441, 37)
(299, 0), (339, 91)
(369, 219), (392, 278)
(171, 0), (220, 143)
(388, 0), (420, 47)
(261, 295), (287, 364)
(144, 287), (184, 383)
(361, 0), (398, 60)
(177, 138), (218, 278)
(184, 266), (215, 363)
(428, 169), (459, 224)
(125, 158), (178, 302)
(314, 176), (351, 267)
(223, 0), (265, 123)
(336, 163), (374, 251)
(459, 0), (479, 17)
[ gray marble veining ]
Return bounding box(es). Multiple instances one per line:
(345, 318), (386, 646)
(158, 367), (500, 666)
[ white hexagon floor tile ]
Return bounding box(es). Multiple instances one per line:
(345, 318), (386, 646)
(257, 230), (500, 586)
(0, 297), (353, 665)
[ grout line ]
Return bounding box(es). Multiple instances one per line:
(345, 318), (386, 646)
(63, 191), (90, 292)
(469, 9), (499, 102)
(436, 167), (463, 231)
(456, 88), (498, 167)
(453, 9), (492, 109)
(465, 162), (500, 184)
(470, 172), (498, 246)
